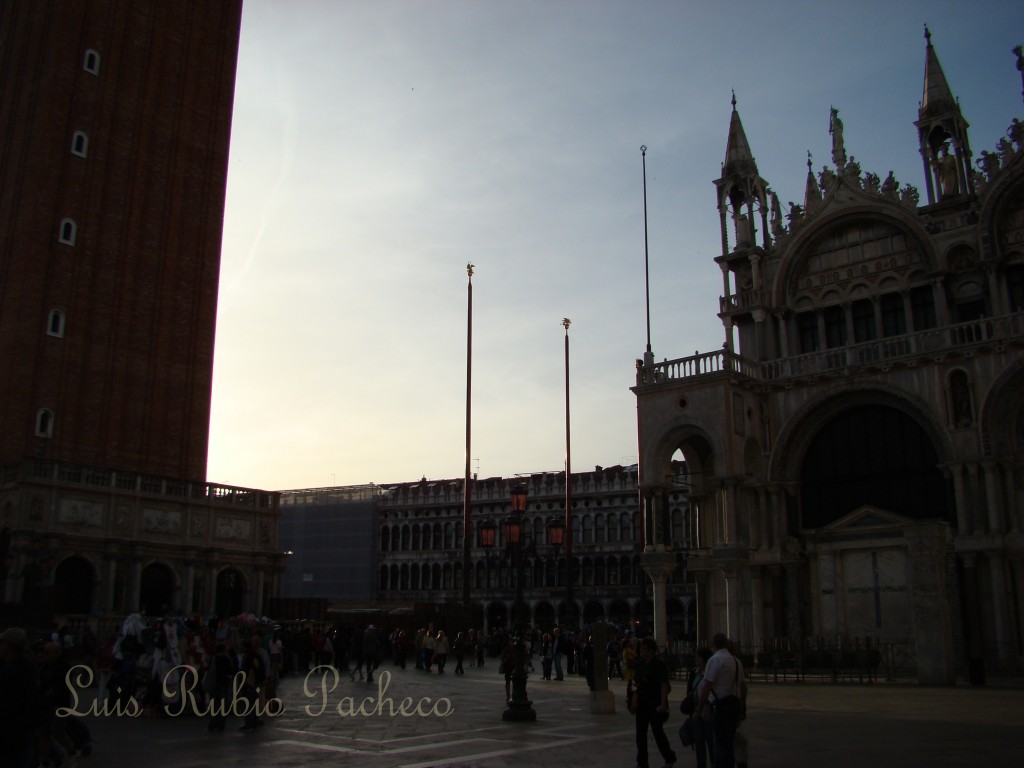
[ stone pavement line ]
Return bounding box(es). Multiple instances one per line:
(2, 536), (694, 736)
(257, 668), (635, 767)
(273, 725), (510, 743)
(394, 728), (633, 768)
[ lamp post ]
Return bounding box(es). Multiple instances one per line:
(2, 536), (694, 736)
(561, 318), (576, 629)
(501, 483), (536, 722)
(546, 517), (569, 623)
(462, 263), (474, 619)
(478, 519), (497, 599)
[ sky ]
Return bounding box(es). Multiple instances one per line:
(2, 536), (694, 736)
(206, 0), (1024, 492)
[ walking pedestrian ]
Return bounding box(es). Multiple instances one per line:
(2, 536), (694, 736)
(633, 636), (677, 768)
(453, 631), (466, 675)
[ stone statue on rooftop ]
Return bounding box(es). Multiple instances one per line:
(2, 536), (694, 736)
(830, 106), (846, 167)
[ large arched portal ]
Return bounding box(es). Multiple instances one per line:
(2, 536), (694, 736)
(799, 403), (951, 529)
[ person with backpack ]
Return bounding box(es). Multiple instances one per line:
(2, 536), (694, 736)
(206, 642), (235, 733)
(607, 635), (624, 679)
(679, 647), (714, 768)
(239, 634), (268, 731)
(693, 634), (747, 768)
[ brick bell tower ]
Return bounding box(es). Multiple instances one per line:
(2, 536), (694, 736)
(0, 0), (243, 481)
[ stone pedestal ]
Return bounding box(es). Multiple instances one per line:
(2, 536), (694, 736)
(588, 621), (615, 713)
(590, 690), (616, 714)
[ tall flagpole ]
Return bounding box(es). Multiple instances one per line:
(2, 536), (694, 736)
(462, 263), (474, 616)
(641, 145), (653, 367)
(562, 318), (574, 628)
(638, 146), (652, 552)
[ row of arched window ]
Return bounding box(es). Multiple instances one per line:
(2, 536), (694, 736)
(377, 554), (686, 592)
(380, 512), (643, 553)
(794, 263), (1024, 357)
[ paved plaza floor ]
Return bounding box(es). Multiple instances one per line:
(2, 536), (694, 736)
(75, 662), (1024, 768)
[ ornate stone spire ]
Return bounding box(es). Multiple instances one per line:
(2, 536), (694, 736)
(915, 25), (973, 203)
(920, 25), (959, 119)
(714, 92), (771, 255)
(723, 90), (758, 178)
(804, 151), (822, 212)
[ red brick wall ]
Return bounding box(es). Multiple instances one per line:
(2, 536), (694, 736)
(0, 0), (243, 481)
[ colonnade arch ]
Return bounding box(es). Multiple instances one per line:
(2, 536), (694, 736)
(52, 556), (95, 615)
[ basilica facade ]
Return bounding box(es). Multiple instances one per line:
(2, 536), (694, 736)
(634, 33), (1024, 683)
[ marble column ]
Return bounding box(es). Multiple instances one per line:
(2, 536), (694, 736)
(951, 464), (971, 533)
(721, 480), (739, 547)
(183, 562), (195, 616)
(641, 549), (678, 646)
(982, 462), (1004, 534)
(724, 567), (740, 641)
(694, 571), (709, 642)
(1005, 462), (1021, 533)
(784, 563), (801, 642)
(128, 556), (142, 614)
(755, 488), (768, 551)
(768, 486), (786, 552)
(750, 568), (764, 646)
(104, 555), (117, 612)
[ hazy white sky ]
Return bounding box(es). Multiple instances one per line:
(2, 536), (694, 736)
(207, 0), (1024, 491)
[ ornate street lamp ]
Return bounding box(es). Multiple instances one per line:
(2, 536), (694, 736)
(478, 519), (497, 594)
(545, 516), (577, 628)
(502, 483), (535, 722)
(546, 516), (565, 592)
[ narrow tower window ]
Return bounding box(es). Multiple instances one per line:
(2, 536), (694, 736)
(36, 409), (54, 438)
(71, 131), (88, 157)
(852, 299), (877, 342)
(881, 293), (907, 337)
(47, 310), (66, 338)
(910, 285), (937, 330)
(84, 49), (100, 74)
(1008, 265), (1024, 312)
(58, 219), (76, 245)
(824, 305), (847, 348)
(797, 311), (819, 353)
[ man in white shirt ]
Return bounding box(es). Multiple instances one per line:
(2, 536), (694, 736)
(694, 633), (747, 768)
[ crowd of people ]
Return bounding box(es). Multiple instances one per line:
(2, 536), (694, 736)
(1, 614), (747, 768)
